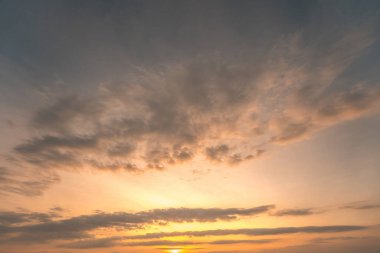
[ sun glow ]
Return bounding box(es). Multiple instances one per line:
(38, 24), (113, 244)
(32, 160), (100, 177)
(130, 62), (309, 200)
(168, 249), (181, 253)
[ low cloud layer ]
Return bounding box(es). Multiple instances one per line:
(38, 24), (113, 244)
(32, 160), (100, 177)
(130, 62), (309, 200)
(0, 209), (61, 226)
(60, 238), (277, 249)
(56, 225), (368, 249)
(0, 204), (369, 249)
(128, 226), (367, 239)
(0, 206), (273, 243)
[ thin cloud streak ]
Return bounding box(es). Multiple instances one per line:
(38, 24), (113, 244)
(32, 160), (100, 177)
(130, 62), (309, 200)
(128, 225), (368, 239)
(0, 206), (274, 243)
(271, 208), (320, 217)
(58, 226), (369, 249)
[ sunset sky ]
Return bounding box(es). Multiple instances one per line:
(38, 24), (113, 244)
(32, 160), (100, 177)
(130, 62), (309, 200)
(1, 1), (380, 253)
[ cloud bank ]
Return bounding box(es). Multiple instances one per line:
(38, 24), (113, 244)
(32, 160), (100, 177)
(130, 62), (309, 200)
(2, 27), (379, 196)
(0, 1), (379, 197)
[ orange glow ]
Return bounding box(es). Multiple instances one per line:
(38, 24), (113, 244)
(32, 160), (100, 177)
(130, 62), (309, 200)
(168, 249), (182, 253)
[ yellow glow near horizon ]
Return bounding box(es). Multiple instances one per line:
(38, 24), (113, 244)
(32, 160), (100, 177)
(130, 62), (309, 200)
(168, 249), (181, 253)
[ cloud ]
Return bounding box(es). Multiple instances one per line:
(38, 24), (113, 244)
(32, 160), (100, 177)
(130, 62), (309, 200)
(2, 9), (380, 196)
(270, 86), (380, 144)
(15, 135), (98, 154)
(342, 201), (380, 210)
(59, 237), (121, 249)
(31, 96), (104, 135)
(49, 207), (66, 213)
(0, 210), (61, 226)
(0, 206), (273, 243)
(271, 208), (320, 217)
(13, 135), (97, 168)
(308, 236), (375, 244)
(126, 239), (276, 247)
(56, 225), (368, 249)
(3, 205), (365, 247)
(62, 237), (274, 249)
(128, 225), (367, 239)
(126, 240), (199, 247)
(208, 239), (277, 245)
(137, 205), (275, 222)
(0, 166), (60, 197)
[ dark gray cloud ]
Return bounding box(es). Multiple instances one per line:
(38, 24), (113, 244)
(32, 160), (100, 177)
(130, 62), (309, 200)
(208, 239), (276, 245)
(0, 166), (60, 197)
(8, 58), (264, 177)
(308, 236), (375, 244)
(271, 86), (380, 144)
(31, 96), (104, 134)
(127, 240), (199, 247)
(49, 207), (66, 213)
(227, 236), (380, 253)
(57, 226), (369, 249)
(61, 238), (271, 250)
(128, 225), (367, 239)
(0, 206), (273, 243)
(271, 208), (319, 217)
(205, 145), (230, 162)
(13, 135), (97, 169)
(342, 202), (380, 210)
(0, 207), (373, 249)
(59, 236), (122, 249)
(15, 135), (97, 155)
(0, 210), (60, 226)
(126, 239), (276, 247)
(137, 205), (275, 223)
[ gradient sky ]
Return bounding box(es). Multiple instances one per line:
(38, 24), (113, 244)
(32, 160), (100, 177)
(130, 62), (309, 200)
(1, 1), (380, 253)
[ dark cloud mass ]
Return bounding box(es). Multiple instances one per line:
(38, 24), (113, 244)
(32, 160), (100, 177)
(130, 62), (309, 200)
(1, 205), (365, 247)
(0, 0), (378, 197)
(137, 205), (275, 222)
(0, 206), (273, 243)
(59, 236), (121, 249)
(5, 36), (380, 184)
(8, 49), (380, 187)
(125, 239), (276, 247)
(56, 225), (368, 249)
(0, 210), (60, 226)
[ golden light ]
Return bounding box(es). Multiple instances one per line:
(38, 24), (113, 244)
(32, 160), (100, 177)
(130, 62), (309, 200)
(168, 249), (181, 253)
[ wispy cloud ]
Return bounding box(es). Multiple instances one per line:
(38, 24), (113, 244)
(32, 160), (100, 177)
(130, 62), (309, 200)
(0, 206), (273, 243)
(342, 201), (380, 210)
(0, 166), (60, 197)
(60, 238), (276, 249)
(57, 226), (367, 249)
(128, 225), (367, 239)
(271, 208), (321, 217)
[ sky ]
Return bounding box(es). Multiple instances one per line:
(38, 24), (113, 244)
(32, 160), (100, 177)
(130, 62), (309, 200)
(0, 0), (380, 252)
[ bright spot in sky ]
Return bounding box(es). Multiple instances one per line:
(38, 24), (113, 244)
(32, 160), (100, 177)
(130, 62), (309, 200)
(169, 249), (181, 253)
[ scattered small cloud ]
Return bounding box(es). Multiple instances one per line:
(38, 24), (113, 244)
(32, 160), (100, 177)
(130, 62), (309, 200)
(271, 208), (321, 217)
